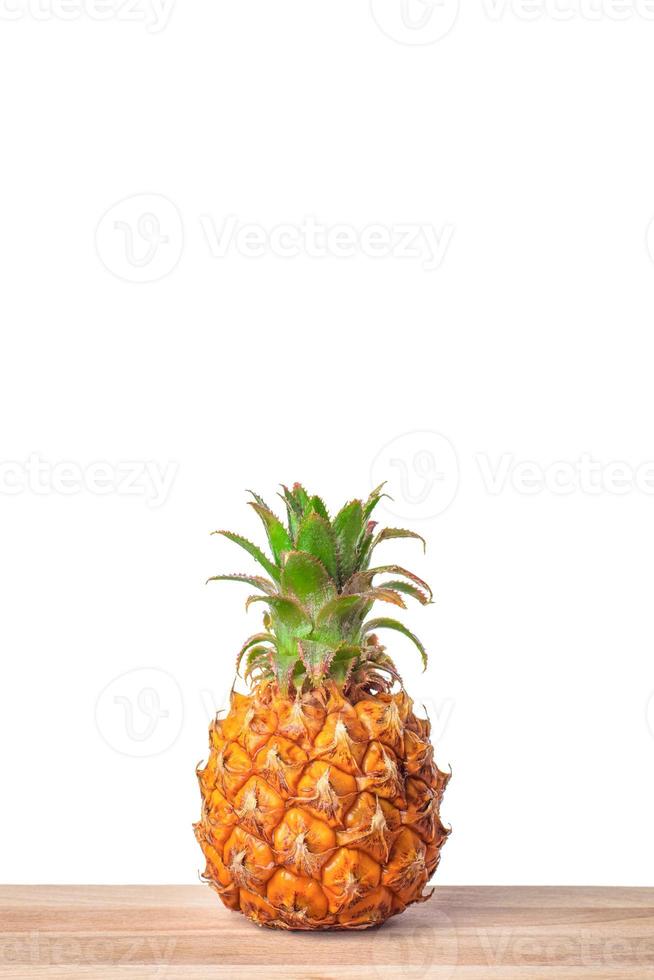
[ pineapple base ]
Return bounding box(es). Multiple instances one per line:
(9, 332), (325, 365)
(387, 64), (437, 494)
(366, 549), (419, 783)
(195, 682), (450, 931)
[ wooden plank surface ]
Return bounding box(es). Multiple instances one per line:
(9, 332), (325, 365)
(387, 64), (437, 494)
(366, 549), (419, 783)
(1, 886), (653, 979)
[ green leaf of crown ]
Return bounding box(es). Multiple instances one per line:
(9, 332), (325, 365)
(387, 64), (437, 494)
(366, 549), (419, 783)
(209, 482), (433, 693)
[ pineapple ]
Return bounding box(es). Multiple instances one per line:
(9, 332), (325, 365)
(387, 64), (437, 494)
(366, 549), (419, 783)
(195, 483), (450, 930)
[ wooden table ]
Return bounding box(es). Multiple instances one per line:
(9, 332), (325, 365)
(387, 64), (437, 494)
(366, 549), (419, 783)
(1, 886), (653, 979)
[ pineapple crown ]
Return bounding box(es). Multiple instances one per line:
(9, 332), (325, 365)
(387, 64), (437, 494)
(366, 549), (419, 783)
(208, 482), (432, 696)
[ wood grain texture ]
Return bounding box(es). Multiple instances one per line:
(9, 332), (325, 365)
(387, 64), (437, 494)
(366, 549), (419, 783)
(1, 886), (653, 979)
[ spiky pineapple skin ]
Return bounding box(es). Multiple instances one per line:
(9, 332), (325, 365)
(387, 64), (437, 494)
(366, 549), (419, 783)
(195, 682), (450, 930)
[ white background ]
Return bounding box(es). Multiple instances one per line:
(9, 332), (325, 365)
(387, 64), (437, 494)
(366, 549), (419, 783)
(1, 0), (654, 887)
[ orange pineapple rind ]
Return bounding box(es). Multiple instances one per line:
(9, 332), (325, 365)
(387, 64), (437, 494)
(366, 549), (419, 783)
(196, 685), (449, 930)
